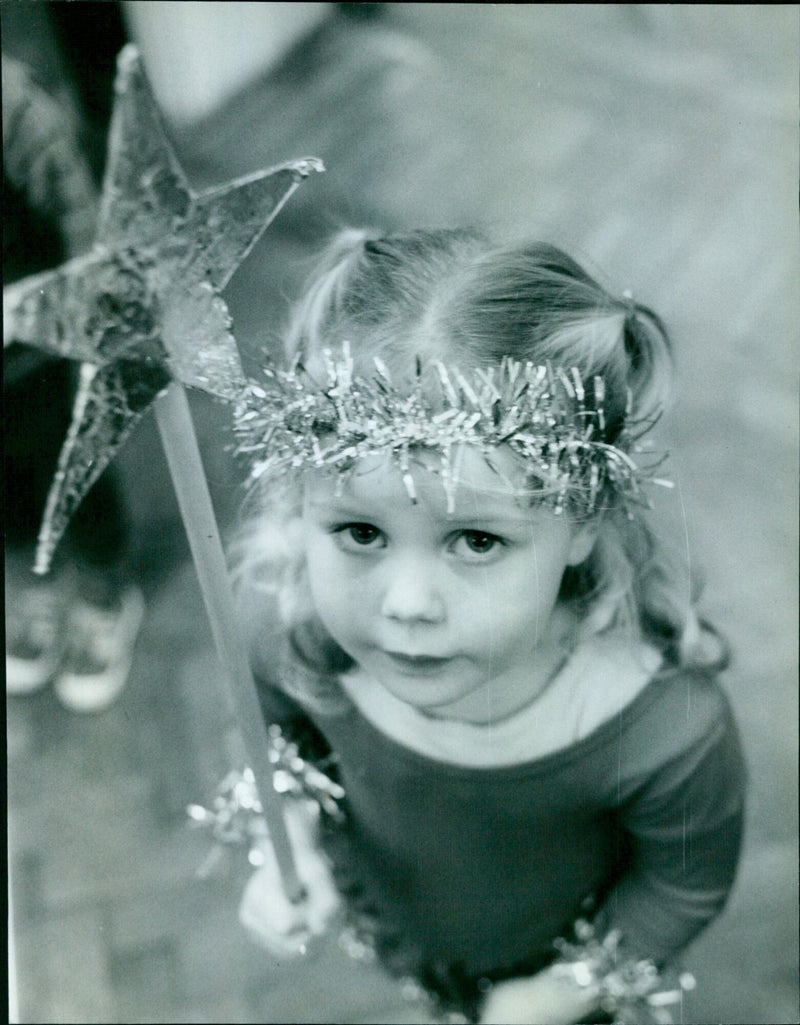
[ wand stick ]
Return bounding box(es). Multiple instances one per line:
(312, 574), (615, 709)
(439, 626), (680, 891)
(155, 381), (306, 904)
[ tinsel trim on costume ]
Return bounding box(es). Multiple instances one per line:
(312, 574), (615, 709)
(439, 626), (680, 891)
(233, 345), (672, 516)
(551, 918), (696, 1025)
(187, 723), (345, 867)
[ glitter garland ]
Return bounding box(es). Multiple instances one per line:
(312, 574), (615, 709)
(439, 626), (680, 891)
(551, 918), (696, 1025)
(187, 724), (346, 868)
(233, 345), (671, 515)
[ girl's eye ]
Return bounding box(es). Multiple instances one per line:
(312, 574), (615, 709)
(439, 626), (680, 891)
(451, 530), (504, 558)
(332, 522), (385, 549)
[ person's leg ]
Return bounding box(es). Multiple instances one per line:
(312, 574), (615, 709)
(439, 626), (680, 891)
(4, 354), (143, 708)
(5, 359), (74, 695)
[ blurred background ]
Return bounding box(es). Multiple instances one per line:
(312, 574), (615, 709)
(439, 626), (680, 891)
(4, 3), (798, 1022)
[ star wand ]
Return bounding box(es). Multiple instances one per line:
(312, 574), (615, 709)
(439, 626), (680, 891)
(4, 44), (322, 905)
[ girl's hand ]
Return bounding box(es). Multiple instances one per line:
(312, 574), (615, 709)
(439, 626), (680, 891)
(479, 966), (600, 1025)
(238, 800), (341, 956)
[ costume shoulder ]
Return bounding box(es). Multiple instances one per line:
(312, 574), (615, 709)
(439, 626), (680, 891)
(619, 662), (739, 772)
(613, 662), (746, 829)
(595, 662), (746, 963)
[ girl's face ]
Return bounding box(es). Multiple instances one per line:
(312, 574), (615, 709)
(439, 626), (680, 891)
(302, 449), (595, 724)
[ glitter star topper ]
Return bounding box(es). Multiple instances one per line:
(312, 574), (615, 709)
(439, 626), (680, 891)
(4, 44), (323, 573)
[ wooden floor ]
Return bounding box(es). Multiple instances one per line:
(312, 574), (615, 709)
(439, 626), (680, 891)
(6, 5), (798, 1023)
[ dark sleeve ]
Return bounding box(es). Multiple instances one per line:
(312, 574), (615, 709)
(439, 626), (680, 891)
(253, 671), (308, 727)
(593, 672), (747, 965)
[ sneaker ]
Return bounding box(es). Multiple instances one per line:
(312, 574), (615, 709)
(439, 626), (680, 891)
(54, 586), (145, 713)
(6, 582), (67, 695)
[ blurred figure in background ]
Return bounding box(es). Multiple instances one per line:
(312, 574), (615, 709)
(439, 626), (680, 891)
(3, 14), (144, 712)
(3, 0), (398, 705)
(122, 1), (442, 369)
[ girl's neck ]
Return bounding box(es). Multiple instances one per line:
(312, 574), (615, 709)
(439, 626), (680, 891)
(343, 604), (581, 729)
(339, 633), (662, 768)
(422, 603), (580, 726)
(416, 642), (570, 727)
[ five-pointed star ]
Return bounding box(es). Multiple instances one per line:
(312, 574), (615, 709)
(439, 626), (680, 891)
(4, 44), (322, 573)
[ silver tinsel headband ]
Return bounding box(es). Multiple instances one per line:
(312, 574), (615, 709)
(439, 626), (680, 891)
(233, 345), (671, 515)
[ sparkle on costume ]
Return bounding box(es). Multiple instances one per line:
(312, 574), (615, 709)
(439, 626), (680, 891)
(233, 344), (671, 516)
(552, 918), (696, 1024)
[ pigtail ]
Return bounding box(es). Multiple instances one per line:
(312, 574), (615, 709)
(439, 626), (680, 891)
(285, 226), (490, 373)
(568, 509), (728, 673)
(283, 227), (380, 362)
(536, 275), (725, 673)
(614, 301), (729, 670)
(618, 298), (674, 429)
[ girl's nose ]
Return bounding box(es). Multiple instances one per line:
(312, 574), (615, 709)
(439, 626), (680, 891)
(380, 559), (445, 624)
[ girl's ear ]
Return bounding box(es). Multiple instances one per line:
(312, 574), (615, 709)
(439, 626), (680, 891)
(566, 522), (599, 567)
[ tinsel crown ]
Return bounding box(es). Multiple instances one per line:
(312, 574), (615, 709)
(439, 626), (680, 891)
(232, 345), (670, 515)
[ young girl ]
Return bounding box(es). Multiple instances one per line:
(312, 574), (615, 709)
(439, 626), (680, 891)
(229, 229), (746, 1024)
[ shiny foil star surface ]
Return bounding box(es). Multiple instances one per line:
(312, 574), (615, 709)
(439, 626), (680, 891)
(4, 45), (322, 572)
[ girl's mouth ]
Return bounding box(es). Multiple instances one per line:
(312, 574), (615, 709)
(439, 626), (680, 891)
(383, 651), (452, 674)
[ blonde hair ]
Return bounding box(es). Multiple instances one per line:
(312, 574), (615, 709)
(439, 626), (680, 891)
(231, 229), (725, 708)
